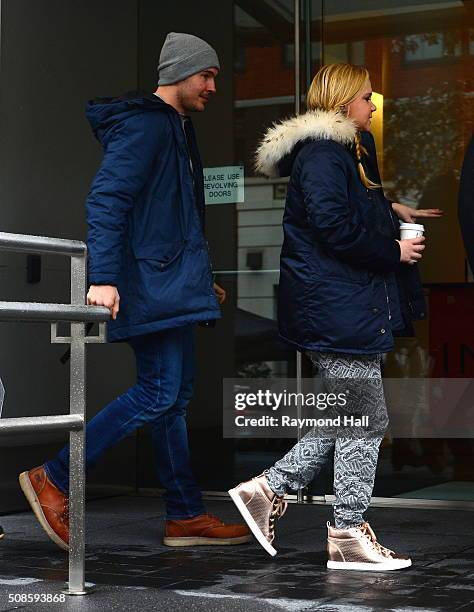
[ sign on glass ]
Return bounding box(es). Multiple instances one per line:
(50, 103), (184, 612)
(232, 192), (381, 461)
(203, 165), (244, 205)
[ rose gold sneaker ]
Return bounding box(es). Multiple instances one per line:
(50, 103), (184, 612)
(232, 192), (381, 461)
(327, 521), (412, 571)
(228, 473), (287, 556)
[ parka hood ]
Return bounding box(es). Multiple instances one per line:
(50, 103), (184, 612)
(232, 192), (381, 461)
(255, 109), (357, 178)
(86, 90), (172, 141)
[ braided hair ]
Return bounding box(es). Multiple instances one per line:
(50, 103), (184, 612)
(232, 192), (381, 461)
(354, 131), (380, 190)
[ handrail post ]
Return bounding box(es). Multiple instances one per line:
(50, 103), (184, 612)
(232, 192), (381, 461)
(64, 254), (88, 595)
(0, 232), (109, 597)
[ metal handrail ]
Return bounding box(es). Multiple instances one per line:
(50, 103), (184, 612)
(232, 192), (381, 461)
(0, 232), (86, 256)
(0, 231), (109, 596)
(0, 415), (84, 434)
(0, 302), (110, 323)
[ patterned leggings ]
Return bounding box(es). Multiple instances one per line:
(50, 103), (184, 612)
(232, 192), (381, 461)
(265, 351), (388, 529)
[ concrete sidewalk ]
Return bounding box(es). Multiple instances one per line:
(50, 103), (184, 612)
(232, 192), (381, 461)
(0, 495), (473, 611)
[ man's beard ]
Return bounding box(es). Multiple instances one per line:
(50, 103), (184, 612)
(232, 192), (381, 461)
(178, 88), (209, 113)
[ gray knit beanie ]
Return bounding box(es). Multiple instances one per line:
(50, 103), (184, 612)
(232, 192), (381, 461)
(157, 32), (220, 85)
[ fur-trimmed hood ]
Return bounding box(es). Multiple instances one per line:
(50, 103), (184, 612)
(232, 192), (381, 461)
(255, 109), (357, 178)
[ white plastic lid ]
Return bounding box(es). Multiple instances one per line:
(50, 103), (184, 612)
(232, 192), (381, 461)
(399, 223), (425, 231)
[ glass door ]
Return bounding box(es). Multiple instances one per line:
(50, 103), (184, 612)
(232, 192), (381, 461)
(320, 0), (474, 503)
(136, 0), (474, 505)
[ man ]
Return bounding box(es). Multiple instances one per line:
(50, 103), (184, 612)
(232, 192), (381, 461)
(19, 32), (250, 551)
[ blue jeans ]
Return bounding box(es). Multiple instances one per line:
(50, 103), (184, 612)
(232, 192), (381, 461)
(44, 325), (205, 520)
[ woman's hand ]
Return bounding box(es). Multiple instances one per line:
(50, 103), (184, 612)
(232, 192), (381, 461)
(392, 202), (443, 223)
(214, 282), (226, 305)
(396, 236), (425, 265)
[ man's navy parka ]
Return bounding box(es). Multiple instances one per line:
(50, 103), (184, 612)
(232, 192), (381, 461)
(85, 92), (220, 342)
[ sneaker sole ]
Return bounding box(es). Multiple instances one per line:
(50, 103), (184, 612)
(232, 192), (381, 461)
(228, 488), (277, 557)
(19, 472), (69, 552)
(163, 534), (252, 547)
(327, 559), (412, 571)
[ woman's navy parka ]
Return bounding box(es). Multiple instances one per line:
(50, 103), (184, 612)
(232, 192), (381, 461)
(255, 109), (426, 355)
(85, 92), (220, 342)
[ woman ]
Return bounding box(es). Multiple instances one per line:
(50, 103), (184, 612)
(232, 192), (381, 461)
(229, 64), (440, 571)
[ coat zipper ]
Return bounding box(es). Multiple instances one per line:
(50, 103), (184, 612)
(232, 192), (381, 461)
(386, 203), (394, 320)
(383, 279), (392, 321)
(387, 201), (397, 234)
(366, 187), (395, 323)
(380, 193), (395, 322)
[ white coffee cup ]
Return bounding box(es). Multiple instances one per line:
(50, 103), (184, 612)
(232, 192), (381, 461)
(399, 222), (425, 240)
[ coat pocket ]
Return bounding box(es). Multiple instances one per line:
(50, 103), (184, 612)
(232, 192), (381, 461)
(302, 242), (370, 285)
(311, 250), (371, 285)
(304, 276), (378, 349)
(132, 241), (187, 267)
(129, 240), (215, 324)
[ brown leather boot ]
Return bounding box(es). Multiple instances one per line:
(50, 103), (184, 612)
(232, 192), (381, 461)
(19, 466), (69, 551)
(163, 513), (251, 546)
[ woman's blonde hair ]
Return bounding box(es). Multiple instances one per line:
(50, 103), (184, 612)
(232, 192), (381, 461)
(307, 63), (379, 190)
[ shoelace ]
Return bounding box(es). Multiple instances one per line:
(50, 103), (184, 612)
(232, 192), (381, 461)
(268, 496), (287, 543)
(359, 522), (394, 558)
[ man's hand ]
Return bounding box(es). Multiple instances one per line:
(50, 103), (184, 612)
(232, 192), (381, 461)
(396, 236), (426, 265)
(213, 282), (226, 305)
(87, 285), (120, 320)
(392, 202), (443, 223)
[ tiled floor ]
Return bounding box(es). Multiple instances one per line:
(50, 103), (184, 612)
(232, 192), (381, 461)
(0, 495), (473, 611)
